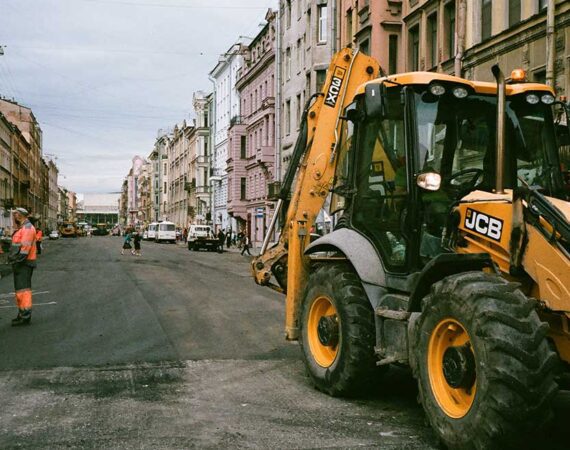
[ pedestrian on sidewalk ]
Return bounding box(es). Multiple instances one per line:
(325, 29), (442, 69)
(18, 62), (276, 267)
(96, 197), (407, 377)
(226, 229), (232, 248)
(35, 225), (43, 255)
(217, 229), (225, 253)
(121, 229), (133, 255)
(240, 235), (251, 256)
(8, 208), (37, 326)
(133, 231), (142, 256)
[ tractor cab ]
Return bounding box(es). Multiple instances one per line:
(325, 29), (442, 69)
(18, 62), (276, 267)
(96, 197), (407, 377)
(334, 71), (567, 272)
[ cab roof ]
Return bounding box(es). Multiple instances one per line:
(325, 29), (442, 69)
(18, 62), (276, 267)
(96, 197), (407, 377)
(355, 72), (555, 96)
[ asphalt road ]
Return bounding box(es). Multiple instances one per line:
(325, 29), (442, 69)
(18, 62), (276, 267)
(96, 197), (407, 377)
(0, 237), (568, 449)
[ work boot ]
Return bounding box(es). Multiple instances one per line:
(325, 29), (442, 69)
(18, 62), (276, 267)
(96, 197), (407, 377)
(12, 309), (31, 326)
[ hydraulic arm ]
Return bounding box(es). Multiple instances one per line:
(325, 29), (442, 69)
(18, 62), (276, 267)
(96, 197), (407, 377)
(252, 48), (380, 340)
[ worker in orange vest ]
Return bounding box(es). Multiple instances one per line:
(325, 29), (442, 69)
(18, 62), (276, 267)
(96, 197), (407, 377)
(9, 208), (37, 326)
(36, 226), (43, 255)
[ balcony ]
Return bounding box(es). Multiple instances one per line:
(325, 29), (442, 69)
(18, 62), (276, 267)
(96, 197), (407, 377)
(230, 115), (245, 126)
(184, 179), (196, 192)
(261, 96), (275, 109)
(256, 146), (274, 165)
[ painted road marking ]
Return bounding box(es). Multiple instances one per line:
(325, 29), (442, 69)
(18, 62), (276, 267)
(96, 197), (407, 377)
(0, 290), (50, 299)
(0, 301), (57, 309)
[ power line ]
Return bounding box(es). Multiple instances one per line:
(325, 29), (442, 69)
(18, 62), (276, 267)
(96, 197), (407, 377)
(78, 0), (270, 10)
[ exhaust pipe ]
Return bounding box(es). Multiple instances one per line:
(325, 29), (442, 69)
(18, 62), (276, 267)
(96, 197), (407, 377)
(491, 64), (506, 194)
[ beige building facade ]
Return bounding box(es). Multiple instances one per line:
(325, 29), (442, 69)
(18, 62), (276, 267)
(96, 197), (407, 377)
(402, 0), (569, 97)
(167, 121), (192, 228)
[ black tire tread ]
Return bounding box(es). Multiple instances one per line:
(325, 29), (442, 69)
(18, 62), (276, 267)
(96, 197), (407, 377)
(300, 262), (380, 397)
(414, 271), (557, 450)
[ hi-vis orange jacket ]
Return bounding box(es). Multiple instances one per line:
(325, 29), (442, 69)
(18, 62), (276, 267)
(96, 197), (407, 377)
(12, 220), (37, 261)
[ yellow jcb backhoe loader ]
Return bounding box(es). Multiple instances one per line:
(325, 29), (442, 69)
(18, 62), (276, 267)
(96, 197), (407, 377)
(253, 47), (570, 449)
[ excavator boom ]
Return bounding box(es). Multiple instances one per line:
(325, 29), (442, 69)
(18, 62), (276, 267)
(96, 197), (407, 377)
(252, 48), (380, 339)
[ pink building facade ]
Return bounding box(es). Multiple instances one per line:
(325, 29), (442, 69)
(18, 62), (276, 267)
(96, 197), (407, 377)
(228, 9), (277, 246)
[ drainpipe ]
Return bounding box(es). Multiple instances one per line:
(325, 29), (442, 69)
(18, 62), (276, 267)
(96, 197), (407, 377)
(545, 0), (556, 88)
(275, 7), (282, 183)
(208, 74), (216, 227)
(454, 0), (466, 77)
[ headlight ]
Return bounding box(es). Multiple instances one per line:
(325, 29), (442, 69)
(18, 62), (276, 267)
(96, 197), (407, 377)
(452, 86), (468, 98)
(429, 84), (446, 96)
(541, 94), (555, 105)
(526, 94), (539, 104)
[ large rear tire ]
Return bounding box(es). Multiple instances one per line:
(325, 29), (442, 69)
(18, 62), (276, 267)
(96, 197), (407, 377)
(299, 263), (382, 397)
(413, 271), (558, 450)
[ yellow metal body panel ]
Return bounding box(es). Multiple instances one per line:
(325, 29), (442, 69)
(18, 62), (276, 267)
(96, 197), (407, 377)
(354, 72), (555, 96)
(454, 191), (570, 363)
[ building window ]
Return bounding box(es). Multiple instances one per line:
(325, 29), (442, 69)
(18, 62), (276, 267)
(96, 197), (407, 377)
(240, 135), (247, 159)
(388, 35), (398, 75)
(427, 13), (438, 68)
(538, 0), (547, 10)
(286, 0), (291, 28)
(445, 2), (456, 60)
(296, 93), (302, 129)
(240, 178), (246, 200)
(285, 99), (291, 135)
(164, 163), (167, 175)
(481, 0), (492, 41)
(285, 47), (291, 80)
(317, 5), (328, 43)
(306, 6), (312, 43)
(297, 38), (302, 71)
(163, 182), (167, 193)
(409, 24), (420, 71)
(346, 9), (353, 46)
(359, 38), (369, 56)
(508, 0), (521, 27)
(316, 69), (326, 93)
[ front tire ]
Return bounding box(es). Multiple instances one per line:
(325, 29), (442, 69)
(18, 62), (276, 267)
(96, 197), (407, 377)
(299, 263), (381, 397)
(413, 272), (557, 450)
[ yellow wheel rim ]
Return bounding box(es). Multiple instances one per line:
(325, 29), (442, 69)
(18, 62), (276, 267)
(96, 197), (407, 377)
(307, 295), (339, 368)
(428, 318), (477, 419)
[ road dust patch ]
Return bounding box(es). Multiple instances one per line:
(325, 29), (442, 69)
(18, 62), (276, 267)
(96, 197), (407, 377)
(23, 363), (184, 402)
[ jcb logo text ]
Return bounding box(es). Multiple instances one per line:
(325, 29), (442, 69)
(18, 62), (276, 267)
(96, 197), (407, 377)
(464, 208), (503, 241)
(324, 67), (346, 108)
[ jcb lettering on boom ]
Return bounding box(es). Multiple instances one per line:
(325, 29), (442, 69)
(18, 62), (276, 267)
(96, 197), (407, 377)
(324, 66), (346, 108)
(464, 208), (503, 241)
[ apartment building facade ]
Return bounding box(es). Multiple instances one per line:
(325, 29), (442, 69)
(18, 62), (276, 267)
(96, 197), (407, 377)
(167, 121), (192, 227)
(279, 0), (336, 177)
(337, 0), (404, 74)
(148, 130), (171, 222)
(232, 10), (278, 245)
(187, 91), (212, 224)
(402, 0), (569, 96)
(209, 41), (247, 232)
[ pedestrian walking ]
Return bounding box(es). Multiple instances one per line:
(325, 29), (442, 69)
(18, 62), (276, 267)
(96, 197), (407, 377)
(35, 227), (43, 255)
(121, 230), (133, 255)
(240, 235), (251, 256)
(133, 231), (142, 256)
(8, 208), (37, 326)
(226, 229), (232, 248)
(237, 231), (244, 249)
(217, 229), (225, 253)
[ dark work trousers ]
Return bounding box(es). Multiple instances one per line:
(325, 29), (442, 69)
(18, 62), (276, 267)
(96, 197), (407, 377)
(13, 262), (35, 315)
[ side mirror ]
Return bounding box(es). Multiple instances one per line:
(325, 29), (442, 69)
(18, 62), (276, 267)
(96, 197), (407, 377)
(417, 172), (442, 191)
(343, 108), (364, 123)
(365, 83), (387, 118)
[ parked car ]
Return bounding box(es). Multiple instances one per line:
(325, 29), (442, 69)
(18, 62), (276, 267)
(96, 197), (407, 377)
(49, 230), (60, 240)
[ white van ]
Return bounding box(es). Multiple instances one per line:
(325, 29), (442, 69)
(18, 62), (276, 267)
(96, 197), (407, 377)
(155, 221), (176, 243)
(186, 224), (218, 251)
(146, 222), (158, 240)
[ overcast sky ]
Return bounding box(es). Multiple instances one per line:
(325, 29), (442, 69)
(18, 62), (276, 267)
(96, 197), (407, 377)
(0, 0), (276, 194)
